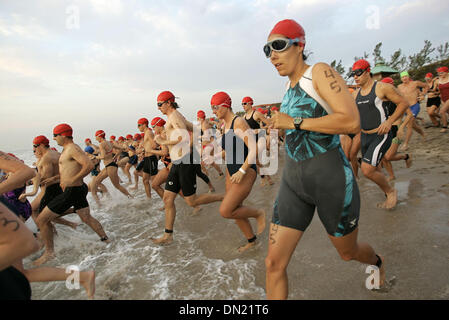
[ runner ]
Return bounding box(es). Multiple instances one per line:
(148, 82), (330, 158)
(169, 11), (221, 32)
(32, 136), (79, 230)
(352, 60), (409, 209)
(91, 130), (133, 205)
(84, 146), (109, 196)
(211, 91), (266, 252)
(424, 73), (441, 127)
(137, 118), (159, 199)
(84, 138), (99, 155)
(437, 66), (449, 132)
(197, 110), (224, 178)
(397, 71), (428, 150)
(149, 117), (171, 201)
(263, 19), (385, 299)
(242, 97), (274, 186)
(379, 77), (413, 181)
(33, 123), (111, 266)
(0, 151), (96, 299)
(151, 91), (223, 245)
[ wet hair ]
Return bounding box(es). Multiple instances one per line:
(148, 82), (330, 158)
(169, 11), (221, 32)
(169, 101), (179, 109)
(293, 43), (308, 61)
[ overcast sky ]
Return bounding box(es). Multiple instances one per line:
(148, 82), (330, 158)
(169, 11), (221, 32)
(1, 0), (448, 151)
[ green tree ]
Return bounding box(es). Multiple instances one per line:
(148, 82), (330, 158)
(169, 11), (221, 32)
(387, 49), (407, 71)
(407, 40), (435, 70)
(373, 42), (383, 64)
(330, 59), (346, 75)
(434, 42), (449, 61)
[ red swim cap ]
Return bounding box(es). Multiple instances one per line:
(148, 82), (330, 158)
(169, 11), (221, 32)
(50, 147), (57, 151)
(271, 106), (279, 112)
(269, 19), (306, 47)
(157, 91), (175, 103)
(437, 66), (448, 73)
(211, 92), (231, 108)
(425, 73), (433, 78)
(110, 135), (116, 141)
(95, 130), (105, 138)
(197, 110), (206, 119)
(352, 59), (371, 72)
(85, 138), (91, 143)
(126, 134), (133, 140)
(381, 77), (394, 85)
(140, 133), (145, 138)
(257, 108), (265, 113)
(151, 117), (166, 127)
(53, 123), (73, 137)
(242, 96), (253, 104)
(118, 136), (125, 141)
(33, 135), (49, 146)
(133, 133), (142, 140)
(138, 118), (149, 126)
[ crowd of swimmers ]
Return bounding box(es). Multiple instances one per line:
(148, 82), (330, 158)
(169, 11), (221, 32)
(1, 18), (448, 300)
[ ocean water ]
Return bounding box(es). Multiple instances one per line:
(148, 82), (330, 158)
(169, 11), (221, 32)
(9, 148), (268, 300)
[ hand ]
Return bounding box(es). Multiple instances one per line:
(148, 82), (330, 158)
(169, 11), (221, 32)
(230, 171), (245, 184)
(40, 177), (53, 186)
(269, 112), (295, 130)
(154, 135), (163, 145)
(377, 120), (392, 135)
(18, 194), (27, 202)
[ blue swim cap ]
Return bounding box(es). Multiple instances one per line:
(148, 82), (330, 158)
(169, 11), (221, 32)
(84, 146), (94, 154)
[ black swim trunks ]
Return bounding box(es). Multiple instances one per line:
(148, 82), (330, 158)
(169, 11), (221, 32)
(143, 156), (158, 176)
(165, 153), (197, 197)
(39, 183), (63, 213)
(136, 160), (144, 172)
(105, 161), (118, 168)
(128, 155), (138, 165)
(427, 96), (441, 107)
(0, 266), (31, 300)
(361, 131), (392, 167)
(47, 183), (89, 215)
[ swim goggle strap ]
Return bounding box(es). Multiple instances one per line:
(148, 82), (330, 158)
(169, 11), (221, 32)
(263, 37), (304, 58)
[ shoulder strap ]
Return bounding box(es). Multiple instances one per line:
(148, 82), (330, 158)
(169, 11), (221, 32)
(298, 64), (333, 115)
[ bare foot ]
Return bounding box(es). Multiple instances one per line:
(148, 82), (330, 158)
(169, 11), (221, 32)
(32, 252), (55, 266)
(68, 222), (80, 230)
(380, 189), (397, 210)
(192, 206), (203, 215)
(405, 154), (413, 168)
(158, 206), (165, 212)
(80, 270), (96, 299)
(151, 234), (173, 245)
(238, 241), (256, 253)
(260, 178), (266, 187)
(256, 209), (266, 235)
(208, 187), (215, 193)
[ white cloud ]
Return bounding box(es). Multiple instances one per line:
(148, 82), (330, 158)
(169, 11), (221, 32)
(89, 0), (123, 15)
(0, 14), (49, 39)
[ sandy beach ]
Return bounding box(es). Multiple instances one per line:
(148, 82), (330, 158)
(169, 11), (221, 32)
(23, 114), (449, 300)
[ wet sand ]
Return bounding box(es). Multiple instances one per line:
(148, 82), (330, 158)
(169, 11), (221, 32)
(190, 121), (449, 300)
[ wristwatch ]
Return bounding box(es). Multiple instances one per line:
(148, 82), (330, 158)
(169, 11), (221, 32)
(293, 117), (303, 130)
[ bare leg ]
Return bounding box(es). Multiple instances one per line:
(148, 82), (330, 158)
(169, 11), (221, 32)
(152, 191), (177, 245)
(265, 224), (304, 299)
(76, 207), (110, 243)
(361, 162), (397, 209)
(328, 228), (385, 287)
(107, 166), (133, 198)
(33, 208), (60, 266)
(142, 172), (152, 199)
